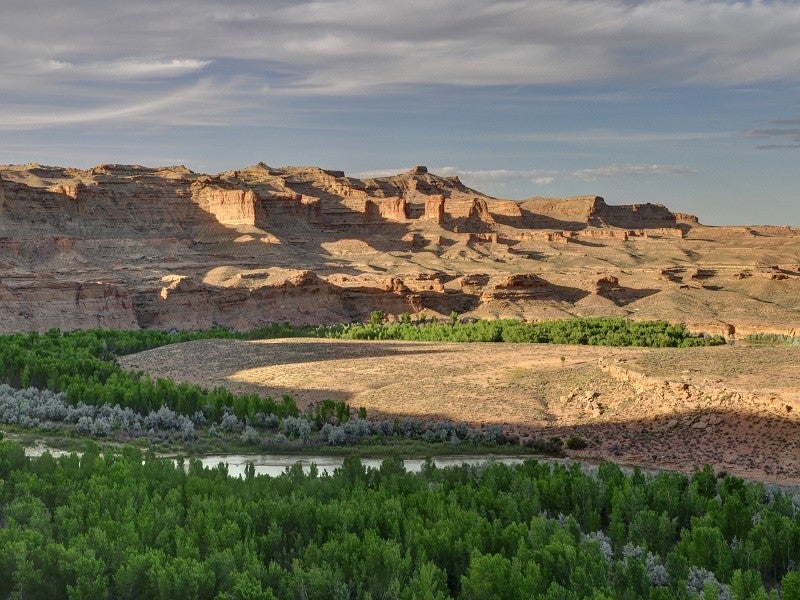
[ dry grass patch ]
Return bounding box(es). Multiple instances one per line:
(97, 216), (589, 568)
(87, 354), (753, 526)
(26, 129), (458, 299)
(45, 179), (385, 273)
(120, 338), (800, 485)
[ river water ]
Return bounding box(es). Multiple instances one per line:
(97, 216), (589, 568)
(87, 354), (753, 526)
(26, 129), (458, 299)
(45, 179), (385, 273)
(21, 445), (534, 478)
(20, 445), (800, 496)
(189, 454), (532, 478)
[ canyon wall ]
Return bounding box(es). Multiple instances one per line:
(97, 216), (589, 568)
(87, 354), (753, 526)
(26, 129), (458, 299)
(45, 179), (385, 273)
(0, 162), (797, 334)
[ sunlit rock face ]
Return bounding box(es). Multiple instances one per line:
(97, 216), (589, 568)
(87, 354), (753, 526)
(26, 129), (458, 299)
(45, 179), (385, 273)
(1, 162), (798, 334)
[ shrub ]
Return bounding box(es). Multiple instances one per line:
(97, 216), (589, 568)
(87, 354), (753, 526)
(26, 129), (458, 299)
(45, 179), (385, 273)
(566, 436), (588, 450)
(322, 424), (345, 445)
(219, 409), (241, 433)
(343, 418), (372, 439)
(180, 421), (196, 441)
(253, 412), (279, 429)
(90, 417), (112, 437)
(398, 418), (423, 438)
(484, 425), (504, 443)
(240, 426), (260, 445)
(75, 416), (93, 435)
(376, 420), (394, 436)
(281, 416), (312, 441)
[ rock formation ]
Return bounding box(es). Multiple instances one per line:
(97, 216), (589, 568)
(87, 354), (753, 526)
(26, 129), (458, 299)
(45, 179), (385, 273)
(0, 162), (798, 333)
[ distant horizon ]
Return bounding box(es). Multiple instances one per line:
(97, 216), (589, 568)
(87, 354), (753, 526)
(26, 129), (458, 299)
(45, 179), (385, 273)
(3, 159), (797, 228)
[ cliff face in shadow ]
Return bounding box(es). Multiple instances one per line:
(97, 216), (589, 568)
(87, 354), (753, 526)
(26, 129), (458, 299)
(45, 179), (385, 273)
(1, 162), (798, 334)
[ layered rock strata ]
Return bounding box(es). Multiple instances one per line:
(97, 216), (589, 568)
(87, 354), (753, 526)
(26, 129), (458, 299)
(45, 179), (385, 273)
(0, 162), (797, 334)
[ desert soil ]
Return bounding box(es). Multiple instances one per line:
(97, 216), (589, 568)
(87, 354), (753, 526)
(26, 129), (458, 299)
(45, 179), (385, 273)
(120, 338), (800, 486)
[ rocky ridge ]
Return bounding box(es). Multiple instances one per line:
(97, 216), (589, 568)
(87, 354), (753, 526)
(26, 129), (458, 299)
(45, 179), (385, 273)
(1, 162), (798, 334)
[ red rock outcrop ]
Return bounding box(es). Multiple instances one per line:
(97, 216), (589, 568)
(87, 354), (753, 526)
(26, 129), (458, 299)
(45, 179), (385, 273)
(0, 162), (796, 333)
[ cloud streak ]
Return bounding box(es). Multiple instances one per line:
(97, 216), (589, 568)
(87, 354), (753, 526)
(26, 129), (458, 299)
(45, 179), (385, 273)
(570, 164), (698, 181)
(1, 0), (800, 129)
(746, 116), (800, 148)
(80, 58), (212, 79)
(353, 164), (697, 188)
(502, 130), (735, 144)
(0, 0), (800, 139)
(0, 81), (219, 129)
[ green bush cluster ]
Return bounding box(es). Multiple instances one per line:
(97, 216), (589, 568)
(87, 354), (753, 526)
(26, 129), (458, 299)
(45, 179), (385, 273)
(0, 329), (298, 421)
(566, 436), (588, 450)
(319, 317), (725, 347)
(0, 440), (798, 599)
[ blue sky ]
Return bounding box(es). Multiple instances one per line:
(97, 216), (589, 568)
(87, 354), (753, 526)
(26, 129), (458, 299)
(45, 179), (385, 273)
(1, 0), (799, 225)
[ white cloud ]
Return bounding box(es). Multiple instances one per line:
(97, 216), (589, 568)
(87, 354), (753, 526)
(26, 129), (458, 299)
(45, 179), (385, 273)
(353, 164), (694, 188)
(4, 1), (800, 89)
(40, 60), (73, 72)
(351, 168), (412, 178)
(502, 130), (735, 144)
(433, 167), (560, 187)
(0, 81), (220, 129)
(570, 164), (698, 181)
(746, 119), (800, 148)
(90, 58), (211, 79)
(27, 58), (210, 80)
(2, 0), (800, 129)
(213, 10), (260, 23)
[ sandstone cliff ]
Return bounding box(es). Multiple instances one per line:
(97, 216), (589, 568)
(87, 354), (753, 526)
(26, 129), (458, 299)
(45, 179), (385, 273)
(0, 162), (797, 334)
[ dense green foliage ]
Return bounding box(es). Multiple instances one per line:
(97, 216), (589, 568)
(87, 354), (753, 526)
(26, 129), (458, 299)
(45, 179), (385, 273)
(321, 317), (726, 347)
(0, 438), (798, 599)
(0, 328), (299, 421)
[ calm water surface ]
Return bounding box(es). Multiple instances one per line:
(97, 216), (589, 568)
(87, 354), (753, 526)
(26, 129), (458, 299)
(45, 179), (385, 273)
(189, 454), (533, 478)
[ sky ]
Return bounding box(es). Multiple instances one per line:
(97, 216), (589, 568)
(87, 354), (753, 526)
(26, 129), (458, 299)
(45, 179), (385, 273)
(1, 0), (799, 225)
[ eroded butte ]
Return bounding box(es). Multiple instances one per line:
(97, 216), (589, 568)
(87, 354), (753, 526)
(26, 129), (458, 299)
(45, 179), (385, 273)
(1, 162), (798, 335)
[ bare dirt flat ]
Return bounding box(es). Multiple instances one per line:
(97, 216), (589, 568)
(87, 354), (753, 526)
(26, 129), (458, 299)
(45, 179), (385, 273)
(120, 338), (800, 486)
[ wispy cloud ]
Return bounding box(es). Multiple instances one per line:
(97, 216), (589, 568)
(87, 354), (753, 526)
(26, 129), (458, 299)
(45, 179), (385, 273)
(746, 116), (800, 148)
(745, 128), (800, 139)
(213, 10), (261, 23)
(353, 167), (561, 188)
(268, 0), (800, 90)
(353, 164), (697, 188)
(351, 168), (410, 178)
(33, 58), (210, 79)
(570, 164), (698, 181)
(435, 167), (559, 182)
(87, 58), (211, 79)
(755, 144), (800, 150)
(0, 81), (219, 129)
(2, 0), (800, 129)
(502, 130), (735, 144)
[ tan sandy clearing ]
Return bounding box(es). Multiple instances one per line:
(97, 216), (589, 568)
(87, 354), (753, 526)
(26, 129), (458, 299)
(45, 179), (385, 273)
(120, 338), (800, 486)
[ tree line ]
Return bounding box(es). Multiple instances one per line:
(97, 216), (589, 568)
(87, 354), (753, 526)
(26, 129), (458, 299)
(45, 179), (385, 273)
(0, 328), (299, 421)
(322, 316), (726, 347)
(0, 438), (798, 599)
(0, 383), (562, 454)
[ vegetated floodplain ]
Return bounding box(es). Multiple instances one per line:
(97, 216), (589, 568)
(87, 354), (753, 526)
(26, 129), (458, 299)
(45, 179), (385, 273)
(0, 318), (722, 454)
(1, 437), (799, 599)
